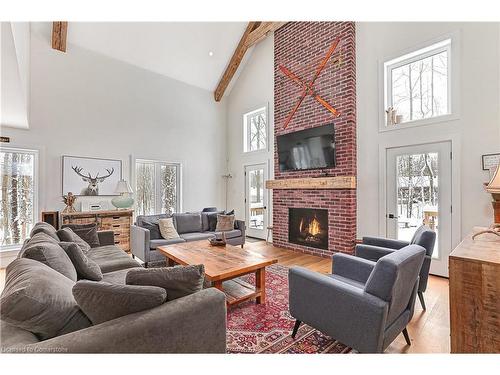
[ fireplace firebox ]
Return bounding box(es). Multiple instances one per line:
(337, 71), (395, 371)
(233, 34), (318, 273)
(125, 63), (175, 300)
(288, 208), (328, 250)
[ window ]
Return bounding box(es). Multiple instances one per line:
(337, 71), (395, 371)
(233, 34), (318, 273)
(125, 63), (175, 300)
(243, 107), (267, 152)
(1, 147), (38, 250)
(135, 159), (181, 216)
(384, 39), (451, 127)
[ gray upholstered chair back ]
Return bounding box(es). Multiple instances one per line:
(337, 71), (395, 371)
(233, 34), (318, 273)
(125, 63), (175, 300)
(410, 225), (436, 256)
(364, 244), (425, 324)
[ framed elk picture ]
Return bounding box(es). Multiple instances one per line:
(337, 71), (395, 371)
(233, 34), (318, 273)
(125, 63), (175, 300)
(62, 155), (122, 196)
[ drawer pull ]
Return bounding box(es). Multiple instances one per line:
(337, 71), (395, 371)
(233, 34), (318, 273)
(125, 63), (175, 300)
(112, 216), (121, 220)
(112, 224), (120, 228)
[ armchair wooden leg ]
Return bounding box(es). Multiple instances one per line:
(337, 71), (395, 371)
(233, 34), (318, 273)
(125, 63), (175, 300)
(402, 328), (411, 346)
(131, 254), (135, 259)
(417, 291), (426, 310)
(292, 320), (302, 339)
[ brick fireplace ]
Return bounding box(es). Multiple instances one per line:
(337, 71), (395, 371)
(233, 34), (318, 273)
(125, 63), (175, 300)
(272, 22), (356, 257)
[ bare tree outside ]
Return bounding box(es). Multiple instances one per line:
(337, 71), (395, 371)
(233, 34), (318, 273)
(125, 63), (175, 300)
(160, 165), (177, 215)
(135, 161), (155, 216)
(0, 150), (35, 247)
(391, 50), (448, 122)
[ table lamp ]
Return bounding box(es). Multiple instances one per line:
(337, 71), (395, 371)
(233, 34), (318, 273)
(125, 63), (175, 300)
(486, 166), (500, 223)
(111, 180), (134, 209)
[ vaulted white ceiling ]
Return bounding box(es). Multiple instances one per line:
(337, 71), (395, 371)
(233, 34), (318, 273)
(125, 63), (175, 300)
(31, 22), (248, 92)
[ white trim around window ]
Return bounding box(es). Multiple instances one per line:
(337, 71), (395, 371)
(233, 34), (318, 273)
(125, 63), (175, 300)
(243, 105), (269, 154)
(379, 31), (461, 132)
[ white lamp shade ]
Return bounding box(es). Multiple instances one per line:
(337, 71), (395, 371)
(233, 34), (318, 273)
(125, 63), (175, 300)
(115, 180), (133, 194)
(486, 166), (500, 194)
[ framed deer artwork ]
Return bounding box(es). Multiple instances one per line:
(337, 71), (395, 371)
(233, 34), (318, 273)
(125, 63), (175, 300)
(62, 155), (122, 196)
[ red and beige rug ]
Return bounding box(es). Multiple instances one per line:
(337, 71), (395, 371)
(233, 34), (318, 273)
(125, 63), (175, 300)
(226, 264), (352, 354)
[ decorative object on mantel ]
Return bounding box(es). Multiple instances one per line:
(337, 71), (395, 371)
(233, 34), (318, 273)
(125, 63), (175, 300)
(62, 192), (77, 213)
(385, 107), (396, 126)
(279, 38), (341, 129)
(111, 180), (134, 209)
(265, 176), (356, 190)
(208, 232), (227, 247)
(62, 155), (122, 196)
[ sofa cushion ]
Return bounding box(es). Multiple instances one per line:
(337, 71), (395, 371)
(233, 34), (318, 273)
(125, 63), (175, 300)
(101, 268), (130, 285)
(0, 258), (91, 340)
(20, 232), (77, 281)
(150, 238), (186, 249)
(180, 232), (215, 242)
(86, 245), (141, 273)
(72, 281), (167, 325)
(30, 222), (59, 242)
(59, 242), (103, 281)
(126, 265), (205, 301)
(136, 214), (171, 240)
(206, 211), (224, 231)
(210, 229), (242, 240)
(57, 227), (91, 253)
(173, 213), (202, 234)
(0, 320), (40, 350)
(159, 218), (180, 239)
(61, 223), (100, 248)
(215, 214), (235, 232)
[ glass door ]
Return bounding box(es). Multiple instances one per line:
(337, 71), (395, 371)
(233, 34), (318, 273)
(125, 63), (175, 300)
(244, 163), (268, 239)
(386, 142), (452, 277)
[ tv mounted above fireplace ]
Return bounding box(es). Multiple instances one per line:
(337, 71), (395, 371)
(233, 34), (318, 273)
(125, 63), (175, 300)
(277, 123), (335, 172)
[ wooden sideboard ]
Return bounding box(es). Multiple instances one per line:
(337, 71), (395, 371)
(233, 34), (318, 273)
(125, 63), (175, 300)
(449, 228), (500, 353)
(60, 209), (133, 252)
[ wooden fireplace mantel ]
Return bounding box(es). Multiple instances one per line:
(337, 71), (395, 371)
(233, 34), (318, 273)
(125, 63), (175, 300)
(265, 176), (356, 190)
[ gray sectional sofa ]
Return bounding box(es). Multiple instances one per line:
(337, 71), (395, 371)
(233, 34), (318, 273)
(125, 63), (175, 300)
(131, 211), (246, 267)
(0, 222), (227, 353)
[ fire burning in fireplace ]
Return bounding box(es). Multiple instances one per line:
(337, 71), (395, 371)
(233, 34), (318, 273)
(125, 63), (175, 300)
(289, 208), (328, 250)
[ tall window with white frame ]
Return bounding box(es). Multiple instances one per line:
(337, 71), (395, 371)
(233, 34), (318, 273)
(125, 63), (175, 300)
(243, 107), (267, 152)
(0, 147), (38, 250)
(384, 39), (451, 127)
(135, 159), (181, 216)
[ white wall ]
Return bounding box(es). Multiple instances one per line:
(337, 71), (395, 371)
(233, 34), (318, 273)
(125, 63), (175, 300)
(225, 36), (275, 226)
(357, 22), (500, 242)
(1, 27), (227, 215)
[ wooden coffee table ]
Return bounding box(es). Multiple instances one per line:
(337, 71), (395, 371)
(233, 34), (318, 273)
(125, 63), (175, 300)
(156, 240), (278, 306)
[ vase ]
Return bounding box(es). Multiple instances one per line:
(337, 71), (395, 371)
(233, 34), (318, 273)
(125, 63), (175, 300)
(111, 193), (134, 209)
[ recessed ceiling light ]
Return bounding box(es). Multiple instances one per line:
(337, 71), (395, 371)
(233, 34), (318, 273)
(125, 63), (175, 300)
(208, 51), (214, 57)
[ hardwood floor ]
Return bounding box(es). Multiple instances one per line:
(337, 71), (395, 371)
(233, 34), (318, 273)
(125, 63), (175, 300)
(0, 239), (450, 353)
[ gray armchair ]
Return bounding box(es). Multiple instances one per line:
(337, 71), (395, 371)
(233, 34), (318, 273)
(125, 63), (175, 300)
(355, 225), (436, 310)
(288, 245), (425, 353)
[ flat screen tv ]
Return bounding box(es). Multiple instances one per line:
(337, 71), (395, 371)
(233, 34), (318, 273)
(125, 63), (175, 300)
(277, 124), (335, 172)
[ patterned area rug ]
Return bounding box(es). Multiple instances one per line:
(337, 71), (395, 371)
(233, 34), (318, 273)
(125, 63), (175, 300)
(226, 264), (352, 354)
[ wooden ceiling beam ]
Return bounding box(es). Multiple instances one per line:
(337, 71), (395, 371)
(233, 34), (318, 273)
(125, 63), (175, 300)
(52, 22), (68, 52)
(214, 22), (286, 102)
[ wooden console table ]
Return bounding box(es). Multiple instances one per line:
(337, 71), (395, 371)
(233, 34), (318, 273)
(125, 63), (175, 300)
(449, 228), (500, 353)
(60, 209), (133, 252)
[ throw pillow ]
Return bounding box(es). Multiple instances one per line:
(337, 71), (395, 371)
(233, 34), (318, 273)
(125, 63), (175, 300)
(30, 222), (60, 242)
(139, 219), (162, 240)
(215, 214), (235, 232)
(225, 209), (235, 215)
(158, 218), (180, 240)
(59, 242), (103, 281)
(0, 258), (91, 340)
(61, 223), (100, 248)
(20, 232), (77, 281)
(57, 227), (91, 254)
(126, 264), (205, 301)
(207, 211), (224, 231)
(72, 281), (167, 325)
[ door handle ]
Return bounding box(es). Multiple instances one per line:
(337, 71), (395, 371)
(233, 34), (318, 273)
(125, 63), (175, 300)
(387, 213), (395, 219)
(263, 206), (267, 210)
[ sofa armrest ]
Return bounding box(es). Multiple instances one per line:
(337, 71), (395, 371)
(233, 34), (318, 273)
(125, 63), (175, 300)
(288, 267), (388, 353)
(355, 244), (396, 262)
(332, 253), (375, 284)
(131, 225), (150, 263)
(362, 236), (409, 249)
(26, 288), (227, 353)
(97, 230), (115, 246)
(234, 219), (246, 231)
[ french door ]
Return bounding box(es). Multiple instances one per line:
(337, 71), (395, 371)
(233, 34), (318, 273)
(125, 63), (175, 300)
(244, 163), (268, 239)
(386, 142), (452, 277)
